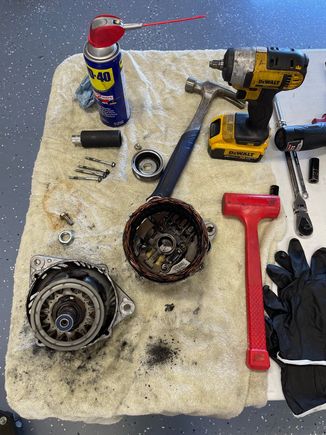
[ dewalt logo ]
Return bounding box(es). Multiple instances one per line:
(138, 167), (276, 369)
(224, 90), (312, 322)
(258, 79), (280, 85)
(228, 150), (255, 157)
(224, 149), (261, 160)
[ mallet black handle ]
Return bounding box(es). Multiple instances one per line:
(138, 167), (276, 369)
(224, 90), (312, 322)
(72, 130), (122, 148)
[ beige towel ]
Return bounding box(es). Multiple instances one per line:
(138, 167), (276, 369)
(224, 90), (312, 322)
(5, 50), (285, 424)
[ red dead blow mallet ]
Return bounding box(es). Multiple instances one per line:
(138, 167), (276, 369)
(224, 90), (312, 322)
(222, 192), (280, 371)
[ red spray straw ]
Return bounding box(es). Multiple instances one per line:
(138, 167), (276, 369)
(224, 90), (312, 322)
(142, 15), (206, 27)
(89, 14), (207, 47)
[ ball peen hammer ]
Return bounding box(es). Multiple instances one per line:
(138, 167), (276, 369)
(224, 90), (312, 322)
(222, 192), (280, 371)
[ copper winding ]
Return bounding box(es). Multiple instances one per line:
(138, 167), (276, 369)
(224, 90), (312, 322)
(123, 197), (209, 283)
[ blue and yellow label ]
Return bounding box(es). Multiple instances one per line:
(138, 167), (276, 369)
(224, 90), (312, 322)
(86, 66), (115, 92)
(84, 49), (130, 126)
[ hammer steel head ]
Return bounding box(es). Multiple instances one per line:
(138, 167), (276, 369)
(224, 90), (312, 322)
(222, 193), (280, 221)
(185, 77), (245, 109)
(185, 77), (225, 95)
(185, 77), (198, 93)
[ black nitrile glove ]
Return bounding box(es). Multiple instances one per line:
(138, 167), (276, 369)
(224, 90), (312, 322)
(263, 238), (326, 364)
(266, 320), (326, 416)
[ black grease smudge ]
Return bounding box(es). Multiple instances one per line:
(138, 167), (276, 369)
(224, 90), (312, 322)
(164, 303), (175, 312)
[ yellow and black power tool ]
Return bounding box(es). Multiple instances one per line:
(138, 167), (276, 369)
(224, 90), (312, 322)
(208, 47), (309, 162)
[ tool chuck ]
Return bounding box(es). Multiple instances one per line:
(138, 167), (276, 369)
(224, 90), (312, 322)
(209, 59), (224, 70)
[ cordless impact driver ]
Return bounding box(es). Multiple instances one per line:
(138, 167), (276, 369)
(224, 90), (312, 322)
(208, 47), (309, 162)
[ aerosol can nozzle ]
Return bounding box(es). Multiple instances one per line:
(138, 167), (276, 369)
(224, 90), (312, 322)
(88, 14), (206, 48)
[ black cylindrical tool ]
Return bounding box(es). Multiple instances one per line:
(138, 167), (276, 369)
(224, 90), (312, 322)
(309, 158), (319, 183)
(274, 123), (326, 152)
(269, 185), (280, 196)
(72, 130), (122, 148)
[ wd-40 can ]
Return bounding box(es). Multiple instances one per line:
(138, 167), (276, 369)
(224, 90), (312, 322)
(84, 16), (130, 127)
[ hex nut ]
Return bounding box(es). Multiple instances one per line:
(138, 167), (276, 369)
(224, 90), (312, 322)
(58, 230), (74, 245)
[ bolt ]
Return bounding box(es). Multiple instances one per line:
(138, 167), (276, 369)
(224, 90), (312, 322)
(75, 168), (105, 179)
(134, 143), (142, 151)
(85, 156), (116, 167)
(59, 212), (74, 226)
(0, 416), (7, 425)
(69, 176), (102, 182)
(77, 165), (110, 177)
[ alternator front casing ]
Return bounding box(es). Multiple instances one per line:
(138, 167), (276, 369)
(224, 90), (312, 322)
(26, 255), (135, 351)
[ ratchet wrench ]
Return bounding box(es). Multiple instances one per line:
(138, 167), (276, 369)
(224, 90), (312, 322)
(284, 152), (313, 236)
(273, 98), (313, 237)
(292, 151), (309, 199)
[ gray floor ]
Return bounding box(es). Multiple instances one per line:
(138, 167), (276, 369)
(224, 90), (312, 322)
(1, 0), (326, 434)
